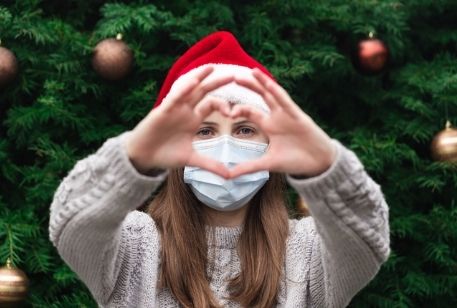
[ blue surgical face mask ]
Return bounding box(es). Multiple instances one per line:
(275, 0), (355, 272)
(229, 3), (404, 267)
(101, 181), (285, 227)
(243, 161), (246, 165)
(183, 135), (269, 211)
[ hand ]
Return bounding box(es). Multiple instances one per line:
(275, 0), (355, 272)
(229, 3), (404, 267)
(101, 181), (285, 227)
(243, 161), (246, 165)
(125, 66), (234, 179)
(228, 68), (337, 178)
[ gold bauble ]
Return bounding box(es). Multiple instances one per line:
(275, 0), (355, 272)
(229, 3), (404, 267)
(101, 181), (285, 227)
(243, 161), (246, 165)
(296, 196), (310, 217)
(0, 44), (18, 88)
(92, 33), (133, 80)
(431, 121), (457, 162)
(0, 259), (29, 306)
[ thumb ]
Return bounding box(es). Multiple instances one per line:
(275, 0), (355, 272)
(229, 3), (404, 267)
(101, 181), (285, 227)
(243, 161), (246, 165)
(228, 155), (272, 179)
(187, 152), (231, 179)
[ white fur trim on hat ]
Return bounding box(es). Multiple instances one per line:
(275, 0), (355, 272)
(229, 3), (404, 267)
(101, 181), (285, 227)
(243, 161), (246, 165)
(165, 64), (270, 113)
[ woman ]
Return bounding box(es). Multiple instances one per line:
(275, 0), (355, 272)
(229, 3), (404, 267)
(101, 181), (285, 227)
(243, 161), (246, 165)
(49, 31), (390, 307)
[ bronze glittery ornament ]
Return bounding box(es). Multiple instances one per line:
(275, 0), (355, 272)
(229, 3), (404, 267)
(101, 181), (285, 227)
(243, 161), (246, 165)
(0, 259), (29, 306)
(431, 120), (457, 163)
(0, 41), (18, 88)
(92, 33), (133, 80)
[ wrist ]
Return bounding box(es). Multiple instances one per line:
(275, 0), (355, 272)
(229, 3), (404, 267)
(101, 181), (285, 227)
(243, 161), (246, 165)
(291, 140), (337, 179)
(125, 133), (164, 176)
(127, 152), (166, 176)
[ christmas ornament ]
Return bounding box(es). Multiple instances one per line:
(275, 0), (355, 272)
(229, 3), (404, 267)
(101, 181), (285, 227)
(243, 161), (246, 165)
(296, 196), (310, 217)
(0, 40), (18, 88)
(0, 258), (29, 306)
(431, 120), (457, 162)
(92, 33), (133, 80)
(352, 32), (389, 75)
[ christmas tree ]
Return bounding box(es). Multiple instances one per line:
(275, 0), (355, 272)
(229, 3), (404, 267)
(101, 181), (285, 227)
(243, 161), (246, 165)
(1, 0), (456, 306)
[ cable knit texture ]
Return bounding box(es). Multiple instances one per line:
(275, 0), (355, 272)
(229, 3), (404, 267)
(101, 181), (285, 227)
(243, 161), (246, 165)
(48, 131), (390, 307)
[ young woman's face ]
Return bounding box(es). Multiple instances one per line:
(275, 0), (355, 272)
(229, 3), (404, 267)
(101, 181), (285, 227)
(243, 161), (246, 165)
(194, 110), (268, 143)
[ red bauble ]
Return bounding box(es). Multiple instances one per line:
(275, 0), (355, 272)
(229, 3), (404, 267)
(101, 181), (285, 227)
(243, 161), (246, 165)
(92, 34), (133, 80)
(0, 45), (18, 88)
(352, 33), (389, 75)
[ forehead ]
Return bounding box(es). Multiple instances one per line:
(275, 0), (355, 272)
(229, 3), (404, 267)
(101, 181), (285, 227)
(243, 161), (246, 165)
(202, 111), (249, 124)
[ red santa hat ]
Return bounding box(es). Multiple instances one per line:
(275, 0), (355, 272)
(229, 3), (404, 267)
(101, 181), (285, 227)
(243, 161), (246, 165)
(153, 31), (274, 111)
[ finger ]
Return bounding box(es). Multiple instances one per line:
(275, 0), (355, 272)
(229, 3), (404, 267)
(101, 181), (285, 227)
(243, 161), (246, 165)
(233, 76), (278, 111)
(228, 155), (272, 179)
(233, 75), (281, 115)
(194, 96), (231, 119)
(194, 65), (215, 82)
(178, 66), (215, 98)
(234, 75), (265, 95)
(251, 67), (276, 88)
(252, 68), (299, 115)
(230, 104), (267, 126)
(188, 75), (235, 107)
(187, 152), (230, 179)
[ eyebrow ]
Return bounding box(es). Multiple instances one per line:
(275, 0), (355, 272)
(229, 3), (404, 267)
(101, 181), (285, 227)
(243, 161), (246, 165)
(200, 120), (253, 126)
(201, 121), (218, 126)
(233, 120), (252, 126)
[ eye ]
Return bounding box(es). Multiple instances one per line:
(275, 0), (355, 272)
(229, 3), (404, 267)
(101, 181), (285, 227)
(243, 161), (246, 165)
(235, 126), (255, 138)
(196, 127), (215, 139)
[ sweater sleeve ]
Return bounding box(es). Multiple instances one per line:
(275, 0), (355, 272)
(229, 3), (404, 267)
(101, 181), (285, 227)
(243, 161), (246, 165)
(48, 131), (167, 304)
(286, 139), (390, 307)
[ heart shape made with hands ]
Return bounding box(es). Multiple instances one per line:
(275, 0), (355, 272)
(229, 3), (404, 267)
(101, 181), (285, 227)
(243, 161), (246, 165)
(173, 71), (271, 180)
(127, 65), (335, 180)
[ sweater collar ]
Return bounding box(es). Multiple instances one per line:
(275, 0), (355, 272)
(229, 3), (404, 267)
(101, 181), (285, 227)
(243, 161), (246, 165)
(205, 225), (243, 249)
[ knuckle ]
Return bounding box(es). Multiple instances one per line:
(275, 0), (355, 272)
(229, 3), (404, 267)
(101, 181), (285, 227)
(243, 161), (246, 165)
(199, 82), (213, 93)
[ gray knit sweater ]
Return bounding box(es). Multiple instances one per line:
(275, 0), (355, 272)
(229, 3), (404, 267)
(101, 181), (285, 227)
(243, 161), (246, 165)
(48, 131), (390, 307)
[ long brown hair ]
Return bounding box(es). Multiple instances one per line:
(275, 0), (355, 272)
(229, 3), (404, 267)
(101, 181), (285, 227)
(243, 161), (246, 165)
(147, 168), (289, 307)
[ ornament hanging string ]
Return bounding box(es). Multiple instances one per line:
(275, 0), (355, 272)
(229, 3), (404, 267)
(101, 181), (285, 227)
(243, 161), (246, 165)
(6, 258), (12, 269)
(445, 101), (449, 125)
(5, 224), (15, 267)
(0, 235), (30, 304)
